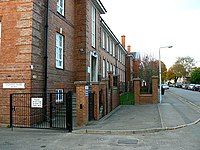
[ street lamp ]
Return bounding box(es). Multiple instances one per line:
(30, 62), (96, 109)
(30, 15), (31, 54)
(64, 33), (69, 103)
(159, 46), (173, 104)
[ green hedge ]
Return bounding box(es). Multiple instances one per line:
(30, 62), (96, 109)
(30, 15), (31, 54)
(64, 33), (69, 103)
(120, 92), (134, 105)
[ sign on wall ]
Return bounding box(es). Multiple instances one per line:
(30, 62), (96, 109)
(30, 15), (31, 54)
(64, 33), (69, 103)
(31, 98), (43, 108)
(3, 83), (25, 89)
(85, 85), (89, 97)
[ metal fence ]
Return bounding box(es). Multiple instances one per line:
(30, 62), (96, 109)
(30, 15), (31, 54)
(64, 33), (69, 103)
(10, 92), (73, 132)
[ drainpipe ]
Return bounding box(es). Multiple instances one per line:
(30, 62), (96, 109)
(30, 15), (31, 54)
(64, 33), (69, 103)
(44, 0), (49, 94)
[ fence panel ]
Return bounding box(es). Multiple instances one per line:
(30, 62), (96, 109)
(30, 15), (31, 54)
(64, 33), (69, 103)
(10, 92), (72, 132)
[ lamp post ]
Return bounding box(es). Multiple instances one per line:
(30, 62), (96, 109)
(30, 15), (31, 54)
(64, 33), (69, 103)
(159, 46), (173, 104)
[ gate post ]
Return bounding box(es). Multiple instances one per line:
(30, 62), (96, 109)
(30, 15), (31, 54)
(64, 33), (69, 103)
(133, 78), (140, 105)
(91, 82), (100, 120)
(74, 81), (88, 127)
(152, 76), (158, 104)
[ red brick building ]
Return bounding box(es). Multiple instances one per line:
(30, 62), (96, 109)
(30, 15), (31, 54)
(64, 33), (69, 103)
(0, 0), (137, 126)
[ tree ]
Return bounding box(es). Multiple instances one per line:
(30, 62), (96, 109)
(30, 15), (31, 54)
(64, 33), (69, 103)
(161, 61), (167, 82)
(166, 67), (175, 81)
(170, 64), (186, 83)
(139, 54), (167, 92)
(175, 56), (195, 77)
(190, 68), (200, 83)
(139, 54), (157, 92)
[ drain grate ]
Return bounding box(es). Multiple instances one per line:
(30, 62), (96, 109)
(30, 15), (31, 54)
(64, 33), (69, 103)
(118, 139), (139, 145)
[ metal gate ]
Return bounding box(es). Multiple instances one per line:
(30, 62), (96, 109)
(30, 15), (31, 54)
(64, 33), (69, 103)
(88, 92), (94, 121)
(10, 92), (73, 132)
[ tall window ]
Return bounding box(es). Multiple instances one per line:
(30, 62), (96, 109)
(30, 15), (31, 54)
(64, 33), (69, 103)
(102, 59), (106, 78)
(102, 31), (105, 49)
(110, 40), (113, 55)
(110, 63), (113, 72)
(107, 61), (109, 77)
(56, 33), (64, 69)
(91, 5), (96, 47)
(118, 48), (120, 61)
(57, 0), (64, 16)
(56, 89), (63, 102)
(113, 43), (115, 57)
(120, 51), (122, 62)
(106, 35), (109, 52)
(113, 65), (115, 75)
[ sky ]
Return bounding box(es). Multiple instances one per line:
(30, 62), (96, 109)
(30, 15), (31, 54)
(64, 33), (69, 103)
(100, 0), (200, 69)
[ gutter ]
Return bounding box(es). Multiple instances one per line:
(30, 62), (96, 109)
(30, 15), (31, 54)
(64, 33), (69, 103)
(44, 0), (49, 93)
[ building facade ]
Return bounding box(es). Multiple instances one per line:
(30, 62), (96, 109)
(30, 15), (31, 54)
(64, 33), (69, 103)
(0, 0), (135, 126)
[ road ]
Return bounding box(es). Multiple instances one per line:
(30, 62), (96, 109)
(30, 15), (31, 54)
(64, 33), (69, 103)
(160, 87), (200, 127)
(0, 87), (199, 150)
(0, 124), (199, 150)
(169, 87), (200, 107)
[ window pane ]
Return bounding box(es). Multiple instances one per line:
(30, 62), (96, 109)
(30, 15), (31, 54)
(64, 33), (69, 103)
(91, 6), (96, 47)
(56, 33), (63, 69)
(57, 0), (64, 16)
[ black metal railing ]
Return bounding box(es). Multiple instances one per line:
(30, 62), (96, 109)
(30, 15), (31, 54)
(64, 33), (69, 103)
(10, 92), (73, 132)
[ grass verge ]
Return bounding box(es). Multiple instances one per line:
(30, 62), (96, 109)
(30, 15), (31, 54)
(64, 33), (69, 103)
(120, 92), (134, 105)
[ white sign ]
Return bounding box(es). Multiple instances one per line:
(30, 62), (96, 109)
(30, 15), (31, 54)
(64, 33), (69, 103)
(31, 98), (43, 108)
(85, 86), (89, 90)
(3, 83), (25, 89)
(88, 67), (91, 73)
(85, 86), (89, 97)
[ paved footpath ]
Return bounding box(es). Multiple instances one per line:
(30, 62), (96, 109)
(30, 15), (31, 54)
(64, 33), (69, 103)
(75, 88), (200, 134)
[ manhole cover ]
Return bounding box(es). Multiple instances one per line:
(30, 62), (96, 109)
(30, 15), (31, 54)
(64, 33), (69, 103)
(118, 139), (138, 145)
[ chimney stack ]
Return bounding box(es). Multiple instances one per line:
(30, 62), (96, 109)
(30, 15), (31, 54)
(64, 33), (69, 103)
(127, 45), (131, 53)
(121, 35), (126, 48)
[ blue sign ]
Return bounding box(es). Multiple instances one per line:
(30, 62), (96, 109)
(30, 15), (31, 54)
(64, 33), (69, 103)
(85, 86), (89, 96)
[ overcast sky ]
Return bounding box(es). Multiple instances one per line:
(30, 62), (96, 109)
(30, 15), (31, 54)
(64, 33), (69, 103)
(100, 0), (200, 69)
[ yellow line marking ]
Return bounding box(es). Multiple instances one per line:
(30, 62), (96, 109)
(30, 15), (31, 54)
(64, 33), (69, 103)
(169, 92), (200, 113)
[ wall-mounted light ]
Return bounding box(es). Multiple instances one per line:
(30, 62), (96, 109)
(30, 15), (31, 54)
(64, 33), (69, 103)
(79, 48), (84, 52)
(30, 65), (34, 70)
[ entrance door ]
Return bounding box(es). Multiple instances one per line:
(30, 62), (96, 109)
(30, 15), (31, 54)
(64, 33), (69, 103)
(90, 52), (98, 82)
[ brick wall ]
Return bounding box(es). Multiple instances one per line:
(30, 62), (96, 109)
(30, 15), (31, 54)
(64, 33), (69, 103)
(74, 0), (87, 81)
(46, 0), (75, 92)
(134, 77), (158, 105)
(0, 0), (33, 124)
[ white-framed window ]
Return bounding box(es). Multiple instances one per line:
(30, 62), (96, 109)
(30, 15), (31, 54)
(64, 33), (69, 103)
(122, 54), (124, 65)
(118, 48), (120, 61)
(113, 65), (116, 75)
(102, 31), (105, 49)
(56, 89), (63, 102)
(110, 63), (113, 72)
(57, 0), (64, 16)
(120, 51), (122, 62)
(110, 40), (113, 55)
(102, 59), (106, 78)
(107, 61), (109, 77)
(91, 5), (96, 47)
(56, 33), (64, 69)
(106, 35), (109, 52)
(123, 54), (125, 65)
(113, 43), (115, 57)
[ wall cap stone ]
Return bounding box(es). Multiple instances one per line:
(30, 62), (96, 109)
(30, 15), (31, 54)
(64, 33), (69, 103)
(74, 81), (88, 85)
(102, 78), (109, 81)
(133, 78), (140, 81)
(152, 76), (158, 79)
(140, 94), (152, 97)
(90, 81), (100, 85)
